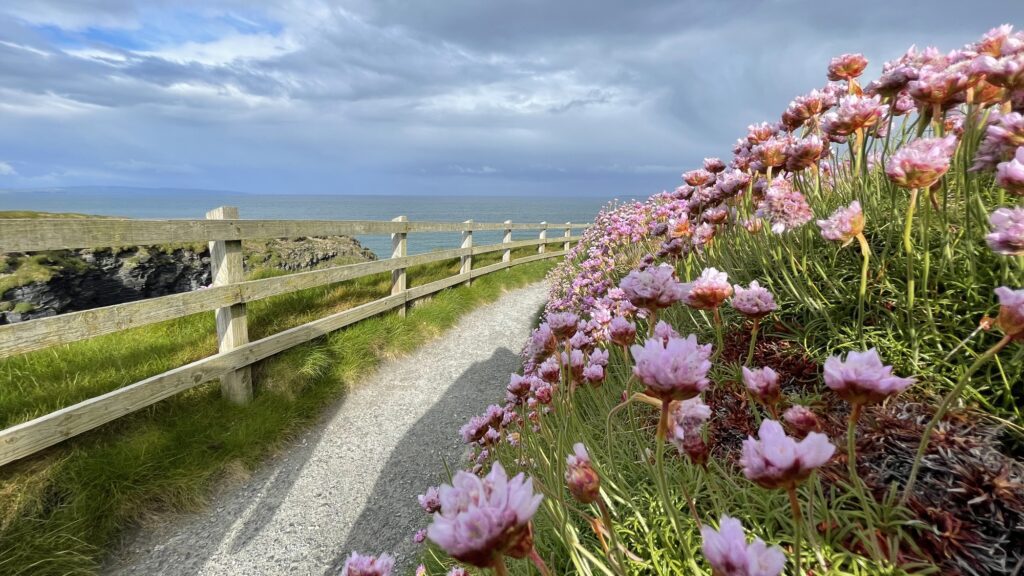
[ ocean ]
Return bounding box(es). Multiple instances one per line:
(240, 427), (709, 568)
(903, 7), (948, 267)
(0, 189), (636, 257)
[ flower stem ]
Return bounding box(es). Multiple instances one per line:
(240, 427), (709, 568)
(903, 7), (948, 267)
(647, 309), (658, 339)
(787, 486), (803, 576)
(856, 233), (871, 343)
(493, 555), (509, 576)
(745, 317), (760, 367)
(902, 334), (1013, 503)
(712, 307), (724, 361)
(903, 188), (919, 364)
(846, 403), (862, 490)
(528, 548), (552, 576)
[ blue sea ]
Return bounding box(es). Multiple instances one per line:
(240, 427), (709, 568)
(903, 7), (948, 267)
(0, 188), (636, 257)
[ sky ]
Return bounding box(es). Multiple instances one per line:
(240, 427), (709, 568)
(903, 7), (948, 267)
(0, 1), (1022, 197)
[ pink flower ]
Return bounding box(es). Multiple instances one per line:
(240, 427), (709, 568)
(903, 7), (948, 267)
(742, 366), (780, 405)
(418, 486), (441, 513)
(987, 206), (1024, 255)
(583, 363), (605, 385)
(885, 135), (958, 189)
(683, 267), (733, 310)
(538, 357), (560, 383)
(784, 135), (825, 172)
(817, 201), (865, 246)
(589, 348), (609, 367)
(609, 316), (637, 346)
(995, 286), (1024, 338)
(653, 320), (679, 343)
(684, 168), (716, 187)
(753, 137), (788, 169)
(427, 462), (543, 567)
(565, 443), (601, 504)
(704, 157), (727, 173)
(821, 95), (888, 137)
(823, 348), (916, 406)
(741, 419), (835, 490)
(413, 529), (427, 544)
(782, 89), (836, 130)
(972, 53), (1024, 90)
(507, 374), (532, 400)
(631, 334), (712, 401)
(446, 568), (469, 576)
(783, 405), (821, 436)
(828, 53), (868, 81)
(341, 552), (396, 576)
(547, 311), (580, 340)
(996, 147), (1024, 195)
(756, 179), (814, 233)
(667, 397), (712, 462)
(731, 281), (777, 319)
(700, 515), (786, 576)
(619, 264), (686, 310)
(527, 324), (556, 361)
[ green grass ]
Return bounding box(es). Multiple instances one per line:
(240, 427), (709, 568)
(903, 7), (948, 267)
(0, 211), (109, 219)
(0, 247), (554, 575)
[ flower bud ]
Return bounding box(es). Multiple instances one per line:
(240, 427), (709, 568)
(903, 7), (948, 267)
(565, 443), (601, 504)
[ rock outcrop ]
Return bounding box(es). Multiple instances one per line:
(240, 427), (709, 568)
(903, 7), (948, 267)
(0, 237), (377, 324)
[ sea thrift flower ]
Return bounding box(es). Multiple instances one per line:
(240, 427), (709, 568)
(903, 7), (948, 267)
(538, 357), (560, 383)
(590, 348), (609, 367)
(975, 53), (1024, 90)
(823, 348), (916, 405)
(427, 462), (543, 567)
(667, 397), (712, 462)
(700, 515), (786, 576)
(783, 405), (821, 436)
(987, 206), (1024, 255)
(995, 286), (1024, 338)
(547, 311), (580, 340)
(413, 529), (427, 544)
(821, 95), (888, 137)
(885, 135), (958, 189)
(565, 443), (601, 504)
(741, 419), (835, 490)
(684, 168), (716, 187)
(756, 179), (814, 233)
(527, 324), (556, 361)
(418, 486), (441, 513)
(817, 200), (865, 246)
(507, 374), (532, 400)
(341, 552), (395, 576)
(742, 366), (781, 405)
(828, 53), (868, 81)
(683, 267), (733, 310)
(996, 147), (1024, 195)
(583, 363), (605, 385)
(631, 335), (713, 401)
(619, 264), (685, 310)
(784, 135), (825, 172)
(704, 157), (726, 173)
(608, 316), (637, 346)
(653, 320), (680, 343)
(446, 568), (469, 576)
(731, 281), (777, 319)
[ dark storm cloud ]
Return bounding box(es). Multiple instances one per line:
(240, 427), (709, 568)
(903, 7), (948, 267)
(0, 0), (1021, 195)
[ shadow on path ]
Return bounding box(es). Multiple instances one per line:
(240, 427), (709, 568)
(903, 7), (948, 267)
(327, 347), (519, 574)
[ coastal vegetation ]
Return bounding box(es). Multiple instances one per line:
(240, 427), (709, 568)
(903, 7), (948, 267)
(398, 25), (1024, 576)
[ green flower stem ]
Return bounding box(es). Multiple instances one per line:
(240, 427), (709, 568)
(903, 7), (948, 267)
(745, 317), (760, 367)
(712, 307), (724, 361)
(903, 188), (919, 364)
(902, 334), (1014, 503)
(856, 233), (871, 343)
(787, 486), (804, 576)
(647, 310), (659, 339)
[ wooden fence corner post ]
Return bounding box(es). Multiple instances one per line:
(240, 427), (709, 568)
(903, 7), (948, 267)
(206, 206), (252, 405)
(564, 222), (571, 252)
(461, 220), (473, 286)
(538, 222), (547, 254)
(391, 215), (408, 317)
(502, 220), (512, 267)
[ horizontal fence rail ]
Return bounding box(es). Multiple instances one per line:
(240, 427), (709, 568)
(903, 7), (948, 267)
(0, 209), (585, 466)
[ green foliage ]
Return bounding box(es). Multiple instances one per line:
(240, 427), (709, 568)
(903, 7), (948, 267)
(0, 252), (553, 575)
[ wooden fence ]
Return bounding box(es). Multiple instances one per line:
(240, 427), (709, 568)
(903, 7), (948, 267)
(0, 208), (586, 466)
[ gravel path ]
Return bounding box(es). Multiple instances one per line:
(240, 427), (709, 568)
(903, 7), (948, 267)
(105, 282), (549, 576)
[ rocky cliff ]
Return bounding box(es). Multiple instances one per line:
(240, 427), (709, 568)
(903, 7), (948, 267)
(0, 236), (377, 324)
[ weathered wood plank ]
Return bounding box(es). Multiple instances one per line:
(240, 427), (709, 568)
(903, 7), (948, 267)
(460, 220), (473, 285)
(1, 219), (588, 252)
(207, 206), (252, 405)
(469, 261), (508, 278)
(502, 220), (512, 264)
(391, 216), (408, 318)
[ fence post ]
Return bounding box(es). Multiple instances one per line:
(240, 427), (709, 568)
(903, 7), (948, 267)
(391, 215), (408, 317)
(564, 222), (572, 252)
(502, 220), (512, 266)
(461, 220), (473, 285)
(538, 222), (547, 254)
(206, 206), (252, 405)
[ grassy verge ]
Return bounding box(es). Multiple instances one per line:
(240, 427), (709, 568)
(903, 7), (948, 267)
(0, 248), (555, 575)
